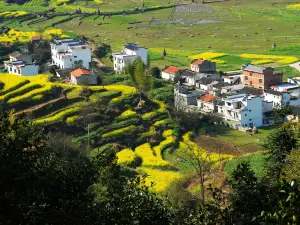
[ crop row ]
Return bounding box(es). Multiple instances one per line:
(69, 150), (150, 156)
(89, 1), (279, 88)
(0, 83), (42, 102)
(102, 125), (138, 139)
(34, 107), (81, 125)
(240, 54), (299, 64)
(116, 148), (139, 167)
(0, 79), (30, 96)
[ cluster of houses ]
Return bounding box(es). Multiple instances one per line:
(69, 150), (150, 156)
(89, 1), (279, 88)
(167, 59), (300, 130)
(3, 38), (97, 85)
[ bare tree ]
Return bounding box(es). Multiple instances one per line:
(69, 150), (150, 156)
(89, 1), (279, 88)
(176, 138), (213, 205)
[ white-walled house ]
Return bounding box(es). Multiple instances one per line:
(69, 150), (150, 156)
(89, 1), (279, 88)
(197, 93), (219, 114)
(217, 94), (264, 127)
(161, 66), (180, 81)
(9, 51), (33, 64)
(263, 89), (290, 108)
(50, 39), (91, 70)
(112, 43), (148, 74)
(70, 68), (97, 85)
(6, 60), (39, 76)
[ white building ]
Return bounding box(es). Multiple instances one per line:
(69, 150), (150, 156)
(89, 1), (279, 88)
(6, 60), (39, 76)
(9, 51), (33, 64)
(50, 39), (91, 70)
(70, 68), (97, 85)
(263, 89), (290, 108)
(161, 66), (180, 81)
(112, 43), (148, 74)
(217, 94), (264, 127)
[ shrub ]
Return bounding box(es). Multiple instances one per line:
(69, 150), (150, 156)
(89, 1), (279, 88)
(102, 125), (137, 139)
(66, 116), (79, 125)
(115, 109), (137, 121)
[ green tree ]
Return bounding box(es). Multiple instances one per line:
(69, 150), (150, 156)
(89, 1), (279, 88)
(272, 104), (293, 125)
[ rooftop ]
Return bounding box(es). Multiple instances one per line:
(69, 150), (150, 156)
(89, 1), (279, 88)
(181, 70), (198, 77)
(264, 89), (285, 96)
(71, 68), (92, 77)
(124, 43), (147, 51)
(197, 77), (214, 85)
(192, 59), (204, 65)
(271, 83), (298, 89)
(242, 64), (273, 73)
(9, 51), (22, 58)
(163, 66), (180, 75)
(198, 93), (219, 102)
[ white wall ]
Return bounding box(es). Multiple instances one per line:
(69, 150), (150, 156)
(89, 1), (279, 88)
(162, 72), (174, 81)
(8, 64), (39, 76)
(264, 92), (290, 107)
(197, 100), (215, 112)
(241, 96), (263, 127)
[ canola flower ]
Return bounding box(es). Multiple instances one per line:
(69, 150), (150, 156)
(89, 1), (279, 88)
(142, 100), (167, 120)
(137, 167), (183, 192)
(35, 107), (81, 125)
(188, 52), (227, 60)
(252, 59), (273, 65)
(66, 115), (79, 125)
(117, 148), (137, 166)
(153, 130), (174, 159)
(0, 11), (28, 18)
(240, 54), (299, 64)
(0, 73), (29, 93)
(286, 4), (300, 10)
(102, 125), (137, 139)
(135, 143), (172, 168)
(179, 132), (233, 166)
(116, 109), (137, 120)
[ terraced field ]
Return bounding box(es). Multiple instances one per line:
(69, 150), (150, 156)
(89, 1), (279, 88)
(0, 73), (236, 193)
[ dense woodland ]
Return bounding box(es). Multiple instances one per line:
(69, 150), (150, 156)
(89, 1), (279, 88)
(1, 107), (300, 224)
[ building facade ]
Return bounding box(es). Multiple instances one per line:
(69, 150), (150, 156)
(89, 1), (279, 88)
(190, 59), (216, 73)
(70, 68), (97, 85)
(161, 66), (180, 81)
(242, 64), (283, 89)
(112, 43), (148, 74)
(50, 39), (91, 70)
(6, 60), (39, 76)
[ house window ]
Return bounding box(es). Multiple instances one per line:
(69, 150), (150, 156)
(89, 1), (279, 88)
(259, 79), (262, 83)
(245, 114), (247, 116)
(259, 86), (263, 89)
(250, 73), (252, 77)
(70, 59), (72, 61)
(245, 76), (248, 80)
(250, 81), (252, 85)
(227, 102), (231, 106)
(249, 119), (252, 121)
(249, 110), (252, 112)
(14, 69), (16, 73)
(74, 56), (77, 58)
(18, 70), (20, 74)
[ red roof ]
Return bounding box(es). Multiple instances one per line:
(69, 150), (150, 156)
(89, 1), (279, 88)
(198, 94), (218, 102)
(71, 68), (92, 77)
(192, 59), (204, 66)
(162, 66), (180, 75)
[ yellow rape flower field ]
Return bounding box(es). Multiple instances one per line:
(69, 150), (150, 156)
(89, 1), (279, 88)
(0, 28), (68, 43)
(0, 11), (28, 18)
(117, 148), (137, 166)
(188, 52), (227, 60)
(286, 4), (300, 10)
(240, 54), (299, 64)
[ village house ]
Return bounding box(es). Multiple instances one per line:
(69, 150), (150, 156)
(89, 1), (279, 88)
(217, 93), (264, 128)
(242, 64), (283, 89)
(174, 83), (206, 112)
(197, 93), (219, 114)
(4, 51), (38, 76)
(112, 43), (148, 74)
(70, 68), (97, 85)
(50, 39), (91, 70)
(190, 59), (216, 73)
(161, 66), (180, 81)
(271, 83), (300, 94)
(263, 89), (290, 108)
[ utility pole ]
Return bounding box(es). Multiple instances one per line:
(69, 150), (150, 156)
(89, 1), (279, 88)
(87, 123), (90, 150)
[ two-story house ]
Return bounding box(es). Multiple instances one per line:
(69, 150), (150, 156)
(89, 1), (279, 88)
(263, 89), (290, 108)
(50, 39), (91, 70)
(4, 51), (38, 76)
(197, 93), (219, 114)
(112, 43), (148, 74)
(242, 64), (283, 89)
(217, 93), (264, 127)
(161, 65), (180, 81)
(190, 59), (216, 73)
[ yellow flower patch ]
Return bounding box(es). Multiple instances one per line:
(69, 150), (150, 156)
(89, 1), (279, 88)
(252, 59), (273, 65)
(188, 52), (227, 60)
(116, 109), (137, 120)
(137, 167), (183, 192)
(135, 143), (172, 168)
(240, 54), (299, 64)
(287, 4), (300, 10)
(117, 148), (137, 166)
(35, 107), (81, 125)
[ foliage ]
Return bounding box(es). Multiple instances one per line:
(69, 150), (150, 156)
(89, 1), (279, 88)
(34, 107), (81, 125)
(66, 115), (79, 125)
(116, 148), (138, 167)
(115, 109), (136, 121)
(93, 43), (111, 58)
(135, 143), (172, 169)
(102, 125), (137, 139)
(150, 67), (161, 78)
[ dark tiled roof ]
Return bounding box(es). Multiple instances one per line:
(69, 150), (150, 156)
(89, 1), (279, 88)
(56, 68), (74, 78)
(213, 81), (226, 89)
(197, 77), (213, 85)
(237, 86), (263, 96)
(181, 70), (197, 77)
(264, 89), (284, 96)
(242, 64), (273, 73)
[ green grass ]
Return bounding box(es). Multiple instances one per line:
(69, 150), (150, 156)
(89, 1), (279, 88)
(275, 66), (300, 81)
(224, 152), (267, 179)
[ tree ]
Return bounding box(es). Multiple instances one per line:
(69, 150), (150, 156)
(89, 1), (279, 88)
(126, 57), (153, 99)
(93, 43), (111, 58)
(272, 104), (293, 125)
(79, 86), (93, 101)
(74, 60), (84, 69)
(150, 67), (161, 78)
